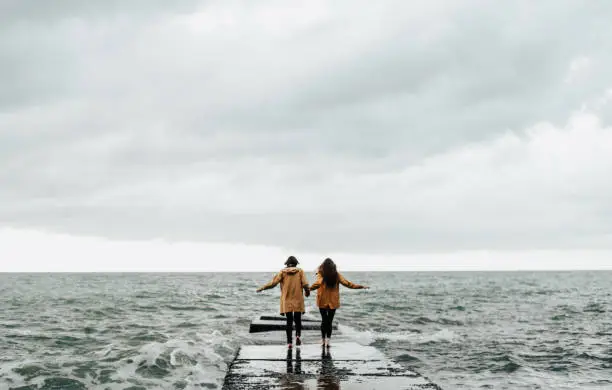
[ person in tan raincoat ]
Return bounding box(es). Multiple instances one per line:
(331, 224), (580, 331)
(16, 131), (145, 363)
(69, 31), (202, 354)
(309, 258), (368, 347)
(256, 256), (310, 348)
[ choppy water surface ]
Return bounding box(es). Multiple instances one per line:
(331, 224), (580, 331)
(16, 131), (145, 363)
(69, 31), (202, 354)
(1, 272), (611, 389)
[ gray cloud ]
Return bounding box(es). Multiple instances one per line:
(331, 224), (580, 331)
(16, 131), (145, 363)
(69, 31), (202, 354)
(1, 0), (612, 254)
(0, 0), (201, 24)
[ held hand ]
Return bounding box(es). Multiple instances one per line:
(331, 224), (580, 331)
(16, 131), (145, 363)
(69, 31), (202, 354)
(304, 289), (310, 298)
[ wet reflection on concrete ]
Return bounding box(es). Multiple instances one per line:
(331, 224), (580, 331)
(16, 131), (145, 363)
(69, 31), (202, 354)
(222, 342), (442, 389)
(277, 347), (343, 390)
(279, 348), (305, 389)
(318, 347), (340, 390)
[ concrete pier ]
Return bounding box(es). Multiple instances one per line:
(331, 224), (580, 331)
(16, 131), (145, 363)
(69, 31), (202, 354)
(227, 313), (442, 389)
(222, 342), (442, 389)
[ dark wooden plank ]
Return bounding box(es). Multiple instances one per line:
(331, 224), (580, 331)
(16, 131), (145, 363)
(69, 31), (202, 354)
(249, 320), (337, 334)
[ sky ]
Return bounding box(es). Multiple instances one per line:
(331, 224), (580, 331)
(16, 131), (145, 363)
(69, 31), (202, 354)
(1, 0), (612, 271)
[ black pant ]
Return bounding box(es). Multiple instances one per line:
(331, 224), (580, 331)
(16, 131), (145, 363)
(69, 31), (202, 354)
(319, 308), (336, 339)
(285, 312), (302, 343)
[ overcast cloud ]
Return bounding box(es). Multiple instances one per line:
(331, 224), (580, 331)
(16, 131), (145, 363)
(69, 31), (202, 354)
(1, 0), (612, 267)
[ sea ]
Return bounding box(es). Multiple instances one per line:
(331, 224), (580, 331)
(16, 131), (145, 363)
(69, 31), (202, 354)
(0, 272), (611, 389)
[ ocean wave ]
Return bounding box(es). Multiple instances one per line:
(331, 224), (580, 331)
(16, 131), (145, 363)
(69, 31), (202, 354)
(583, 303), (606, 313)
(577, 352), (612, 363)
(410, 316), (464, 326)
(164, 305), (211, 312)
(104, 335), (231, 389)
(395, 353), (421, 363)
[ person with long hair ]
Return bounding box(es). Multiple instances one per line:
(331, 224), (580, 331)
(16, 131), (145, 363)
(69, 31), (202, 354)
(256, 256), (310, 348)
(309, 258), (368, 347)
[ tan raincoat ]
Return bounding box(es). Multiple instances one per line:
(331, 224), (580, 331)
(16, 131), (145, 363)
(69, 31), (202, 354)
(309, 272), (364, 309)
(258, 267), (309, 314)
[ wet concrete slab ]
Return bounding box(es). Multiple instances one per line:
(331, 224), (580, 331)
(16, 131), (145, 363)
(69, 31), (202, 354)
(222, 343), (442, 390)
(232, 358), (414, 376)
(224, 375), (439, 389)
(247, 329), (354, 346)
(238, 343), (386, 361)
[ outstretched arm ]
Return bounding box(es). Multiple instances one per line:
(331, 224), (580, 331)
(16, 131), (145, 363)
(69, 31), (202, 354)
(309, 272), (323, 291)
(256, 272), (282, 292)
(339, 273), (368, 289)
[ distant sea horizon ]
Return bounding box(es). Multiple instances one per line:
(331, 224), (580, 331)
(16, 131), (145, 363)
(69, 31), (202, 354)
(3, 269), (612, 273)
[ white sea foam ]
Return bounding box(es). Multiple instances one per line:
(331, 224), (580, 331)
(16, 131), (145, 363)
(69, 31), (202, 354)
(337, 324), (376, 344)
(581, 337), (605, 346)
(137, 341), (167, 365)
(339, 324), (459, 344)
(97, 335), (227, 390)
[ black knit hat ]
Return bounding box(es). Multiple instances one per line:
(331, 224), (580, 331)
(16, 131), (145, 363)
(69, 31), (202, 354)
(284, 256), (299, 266)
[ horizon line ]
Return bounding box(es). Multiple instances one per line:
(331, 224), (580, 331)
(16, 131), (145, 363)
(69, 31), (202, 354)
(2, 268), (612, 273)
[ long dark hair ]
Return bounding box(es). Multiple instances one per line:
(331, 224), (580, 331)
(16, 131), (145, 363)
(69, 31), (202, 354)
(319, 258), (338, 288)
